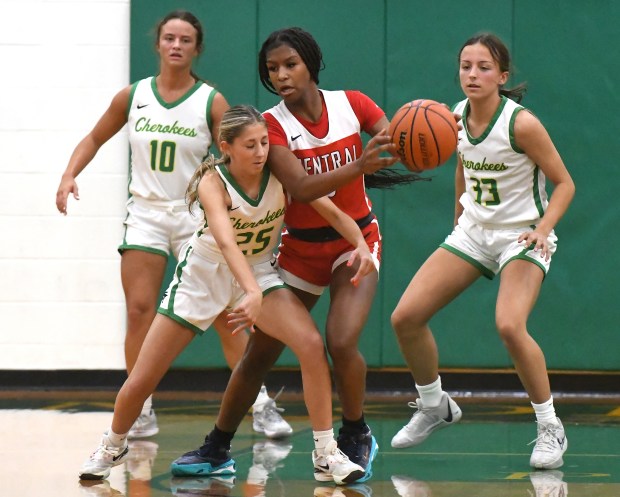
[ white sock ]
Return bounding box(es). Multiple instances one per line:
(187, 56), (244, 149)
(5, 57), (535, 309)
(416, 376), (443, 408)
(142, 395), (153, 414)
(531, 396), (557, 424)
(313, 429), (334, 452)
(253, 385), (270, 411)
(105, 428), (127, 447)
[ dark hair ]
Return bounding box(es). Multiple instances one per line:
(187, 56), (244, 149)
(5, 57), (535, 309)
(258, 27), (325, 95)
(155, 10), (205, 83)
(458, 32), (527, 103)
(258, 27), (423, 189)
(186, 105), (266, 211)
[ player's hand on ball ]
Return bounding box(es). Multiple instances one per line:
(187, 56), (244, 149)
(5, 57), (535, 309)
(358, 129), (399, 174)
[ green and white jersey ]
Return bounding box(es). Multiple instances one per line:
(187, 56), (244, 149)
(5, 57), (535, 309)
(192, 165), (286, 265)
(453, 96), (548, 228)
(127, 77), (218, 201)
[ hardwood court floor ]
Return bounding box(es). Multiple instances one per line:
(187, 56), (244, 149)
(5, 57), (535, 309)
(1, 390), (618, 496)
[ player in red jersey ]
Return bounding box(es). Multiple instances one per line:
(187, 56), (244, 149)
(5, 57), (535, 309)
(173, 27), (419, 485)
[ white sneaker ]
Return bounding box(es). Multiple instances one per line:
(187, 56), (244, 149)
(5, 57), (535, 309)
(79, 433), (129, 480)
(391, 475), (432, 497)
(313, 440), (366, 485)
(529, 418), (568, 469)
(128, 409), (159, 439)
(528, 470), (568, 497)
(391, 392), (462, 448)
(252, 388), (293, 438)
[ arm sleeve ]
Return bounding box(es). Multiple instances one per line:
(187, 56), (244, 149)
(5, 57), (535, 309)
(345, 90), (386, 133)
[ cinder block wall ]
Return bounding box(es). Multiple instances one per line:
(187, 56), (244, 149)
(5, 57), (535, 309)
(0, 0), (130, 369)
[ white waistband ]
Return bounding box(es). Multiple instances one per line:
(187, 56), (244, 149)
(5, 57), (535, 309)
(131, 196), (189, 213)
(461, 211), (539, 230)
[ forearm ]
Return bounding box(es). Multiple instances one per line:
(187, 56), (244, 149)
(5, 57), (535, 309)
(290, 161), (364, 202)
(62, 135), (100, 179)
(220, 241), (261, 296)
(536, 182), (575, 236)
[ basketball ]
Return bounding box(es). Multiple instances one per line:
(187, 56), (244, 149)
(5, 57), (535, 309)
(388, 99), (459, 172)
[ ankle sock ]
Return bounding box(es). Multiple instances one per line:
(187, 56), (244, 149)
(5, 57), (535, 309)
(209, 425), (235, 448)
(416, 376), (443, 408)
(106, 429), (127, 447)
(313, 428), (334, 452)
(142, 395), (153, 414)
(531, 396), (557, 424)
(341, 415), (369, 435)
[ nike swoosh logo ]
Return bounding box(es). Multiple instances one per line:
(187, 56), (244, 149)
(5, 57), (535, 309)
(316, 464), (330, 471)
(291, 134), (302, 141)
(444, 401), (453, 422)
(557, 436), (566, 448)
(230, 206), (240, 211)
(137, 104), (149, 109)
(112, 447), (128, 461)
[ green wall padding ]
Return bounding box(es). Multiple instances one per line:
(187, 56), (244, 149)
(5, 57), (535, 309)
(131, 0), (620, 371)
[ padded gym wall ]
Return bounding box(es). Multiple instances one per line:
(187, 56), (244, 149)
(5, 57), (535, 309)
(130, 0), (619, 370)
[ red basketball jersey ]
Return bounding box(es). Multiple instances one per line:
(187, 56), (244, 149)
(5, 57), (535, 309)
(264, 90), (384, 230)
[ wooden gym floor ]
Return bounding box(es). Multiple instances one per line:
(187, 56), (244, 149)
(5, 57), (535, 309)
(1, 389), (618, 496)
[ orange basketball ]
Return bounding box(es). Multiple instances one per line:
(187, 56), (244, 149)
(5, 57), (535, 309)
(388, 99), (458, 171)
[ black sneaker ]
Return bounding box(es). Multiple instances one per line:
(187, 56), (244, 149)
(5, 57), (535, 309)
(170, 436), (236, 477)
(337, 426), (379, 483)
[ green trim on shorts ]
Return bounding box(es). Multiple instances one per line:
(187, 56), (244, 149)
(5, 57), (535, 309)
(439, 243), (495, 280)
(117, 244), (168, 257)
(157, 308), (204, 335)
(263, 284), (287, 297)
(166, 245), (192, 312)
(500, 243), (548, 279)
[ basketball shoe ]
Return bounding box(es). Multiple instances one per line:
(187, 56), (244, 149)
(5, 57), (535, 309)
(313, 439), (366, 485)
(391, 392), (462, 448)
(170, 435), (236, 477)
(128, 408), (159, 439)
(79, 432), (129, 480)
(337, 425), (378, 482)
(529, 418), (568, 469)
(252, 387), (293, 438)
(391, 475), (432, 497)
(528, 470), (568, 497)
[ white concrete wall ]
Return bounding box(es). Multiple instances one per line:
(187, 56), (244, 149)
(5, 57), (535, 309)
(0, 0), (130, 369)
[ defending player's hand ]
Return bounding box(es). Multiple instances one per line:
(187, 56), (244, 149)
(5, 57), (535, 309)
(347, 246), (376, 287)
(518, 230), (551, 261)
(358, 129), (399, 174)
(227, 290), (263, 335)
(56, 176), (80, 215)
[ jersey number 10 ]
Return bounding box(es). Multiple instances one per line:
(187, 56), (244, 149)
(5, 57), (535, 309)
(150, 140), (176, 172)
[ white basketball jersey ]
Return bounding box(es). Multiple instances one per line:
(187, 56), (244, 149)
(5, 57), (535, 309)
(454, 96), (548, 228)
(192, 165), (286, 265)
(127, 77), (217, 201)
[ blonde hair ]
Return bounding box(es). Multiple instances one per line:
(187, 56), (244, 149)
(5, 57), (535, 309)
(186, 105), (267, 211)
